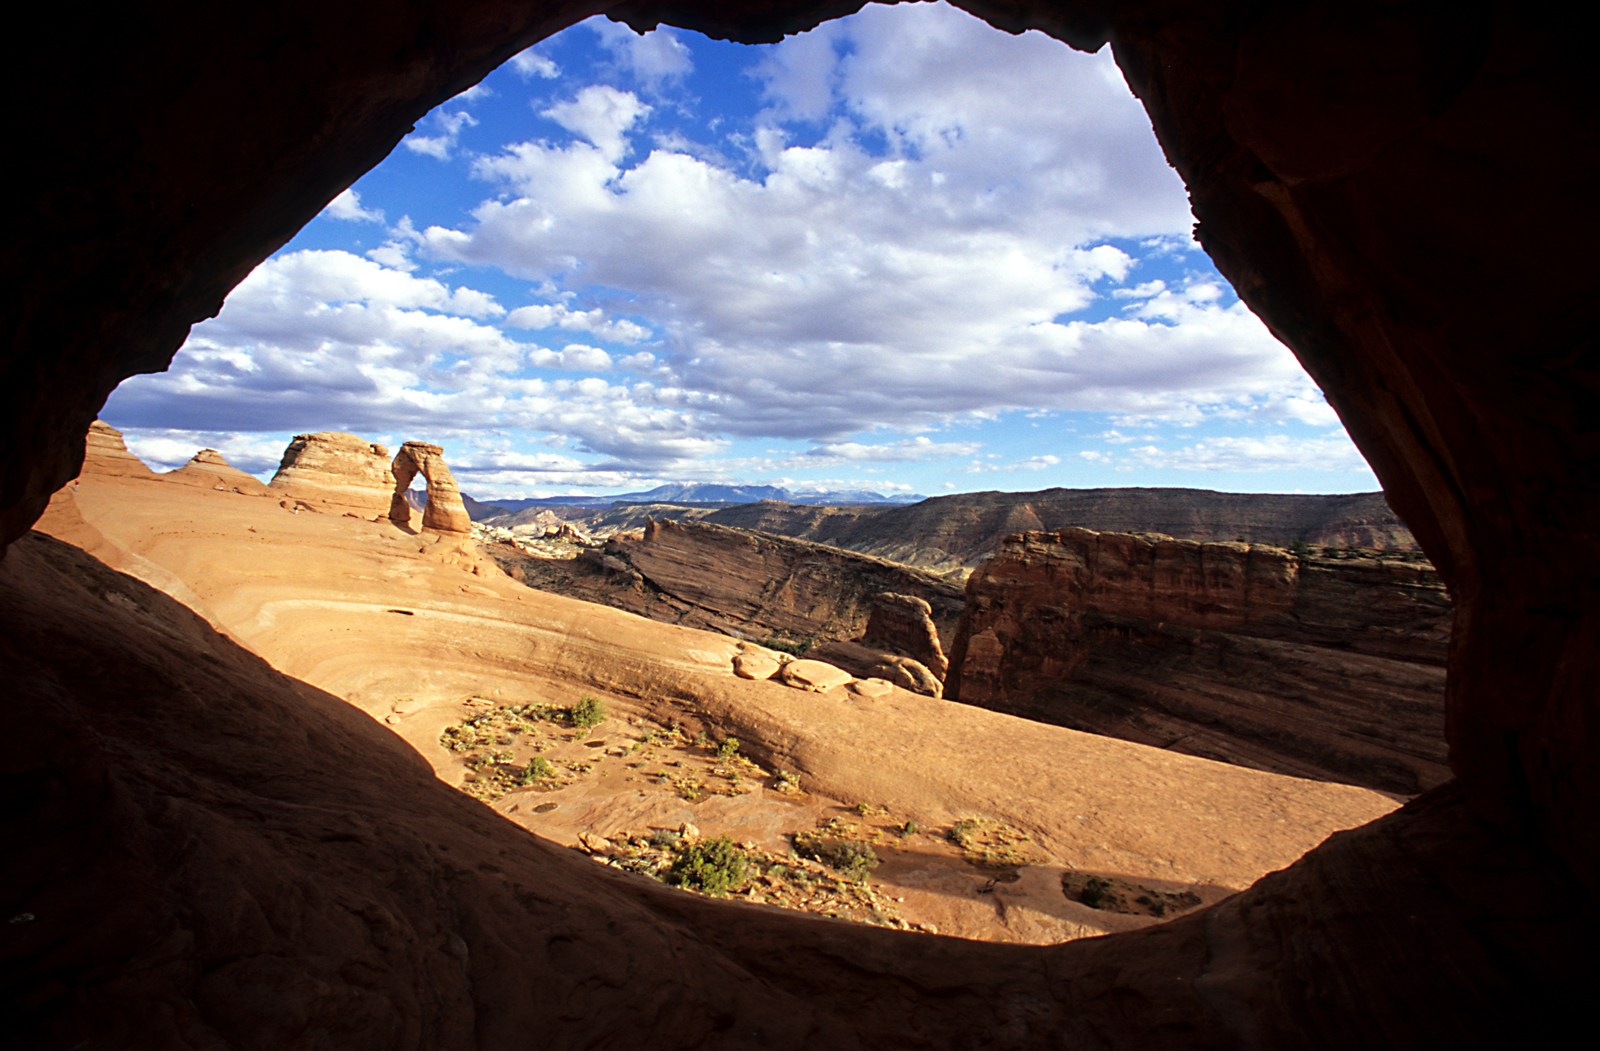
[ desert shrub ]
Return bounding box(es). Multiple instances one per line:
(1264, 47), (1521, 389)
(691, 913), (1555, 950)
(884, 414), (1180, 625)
(667, 836), (748, 896)
(569, 697), (605, 729)
(523, 756), (553, 782)
(1078, 876), (1110, 909)
(717, 736), (740, 760)
(1289, 540), (1311, 562)
(764, 637), (811, 657)
(793, 831), (879, 878)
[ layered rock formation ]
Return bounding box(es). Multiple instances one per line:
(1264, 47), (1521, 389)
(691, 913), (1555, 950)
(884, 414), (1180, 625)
(268, 432), (393, 516)
(705, 488), (1419, 576)
(488, 516), (966, 653)
(389, 441), (471, 535)
(5, 1), (1595, 1047)
(948, 528), (1452, 795)
(75, 420), (153, 480)
(166, 448), (272, 495)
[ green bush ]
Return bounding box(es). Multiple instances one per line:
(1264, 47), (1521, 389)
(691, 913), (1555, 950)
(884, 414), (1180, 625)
(569, 697), (606, 730)
(764, 637), (811, 657)
(717, 736), (740, 760)
(793, 831), (879, 878)
(521, 756), (553, 782)
(667, 836), (748, 896)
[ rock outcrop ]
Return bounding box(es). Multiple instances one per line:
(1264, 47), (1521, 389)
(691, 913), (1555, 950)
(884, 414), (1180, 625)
(863, 591), (948, 680)
(76, 420), (153, 480)
(268, 432), (393, 516)
(389, 441), (471, 535)
(778, 658), (853, 693)
(807, 639), (942, 697)
(489, 517), (966, 653)
(948, 528), (1452, 795)
(165, 449), (272, 495)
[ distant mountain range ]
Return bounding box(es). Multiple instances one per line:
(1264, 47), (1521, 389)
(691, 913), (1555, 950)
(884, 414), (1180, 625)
(471, 483), (923, 515)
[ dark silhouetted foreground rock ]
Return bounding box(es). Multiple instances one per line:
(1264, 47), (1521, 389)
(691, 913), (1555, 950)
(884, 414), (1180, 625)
(4, 1), (1596, 1046)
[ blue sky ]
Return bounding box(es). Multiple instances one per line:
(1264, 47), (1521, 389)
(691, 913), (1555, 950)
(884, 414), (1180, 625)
(103, 2), (1379, 500)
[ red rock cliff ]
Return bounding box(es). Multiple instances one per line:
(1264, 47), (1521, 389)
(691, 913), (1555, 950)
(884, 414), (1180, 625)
(948, 527), (1452, 795)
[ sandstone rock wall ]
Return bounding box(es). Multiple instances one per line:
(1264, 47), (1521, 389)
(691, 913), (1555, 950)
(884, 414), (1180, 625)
(268, 432), (393, 516)
(948, 527), (1452, 795)
(618, 517), (965, 648)
(487, 516), (966, 654)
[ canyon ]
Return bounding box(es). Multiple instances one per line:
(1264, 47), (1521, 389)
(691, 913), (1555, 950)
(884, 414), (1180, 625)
(4, 2), (1593, 1048)
(947, 528), (1451, 795)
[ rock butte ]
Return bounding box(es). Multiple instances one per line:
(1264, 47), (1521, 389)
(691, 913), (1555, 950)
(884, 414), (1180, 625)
(4, 2), (1592, 1047)
(269, 431), (395, 517)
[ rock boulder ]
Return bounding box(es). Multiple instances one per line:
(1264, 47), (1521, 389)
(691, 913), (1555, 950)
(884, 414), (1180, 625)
(778, 659), (853, 693)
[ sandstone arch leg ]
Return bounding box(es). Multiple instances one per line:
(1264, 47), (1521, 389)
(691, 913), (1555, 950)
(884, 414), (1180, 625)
(390, 442), (471, 535)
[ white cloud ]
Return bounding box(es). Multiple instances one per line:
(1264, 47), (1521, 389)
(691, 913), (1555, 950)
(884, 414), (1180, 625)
(587, 19), (693, 87)
(403, 109), (479, 160)
(541, 85), (650, 163)
(511, 47), (560, 79)
(417, 4), (1312, 445)
(504, 302), (649, 342)
(322, 189), (384, 223)
(803, 436), (982, 463)
(1121, 434), (1373, 473)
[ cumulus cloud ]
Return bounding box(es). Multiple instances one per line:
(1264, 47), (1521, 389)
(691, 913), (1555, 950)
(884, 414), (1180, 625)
(541, 85), (651, 162)
(107, 4), (1368, 496)
(417, 4), (1313, 445)
(587, 20), (693, 87)
(403, 108), (479, 159)
(322, 188), (384, 223)
(511, 48), (560, 79)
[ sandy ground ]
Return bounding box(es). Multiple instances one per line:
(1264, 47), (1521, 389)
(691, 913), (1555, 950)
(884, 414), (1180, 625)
(38, 467), (1399, 944)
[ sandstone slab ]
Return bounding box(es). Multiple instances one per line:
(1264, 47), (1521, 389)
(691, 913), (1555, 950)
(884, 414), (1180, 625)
(778, 659), (853, 693)
(733, 651), (780, 681)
